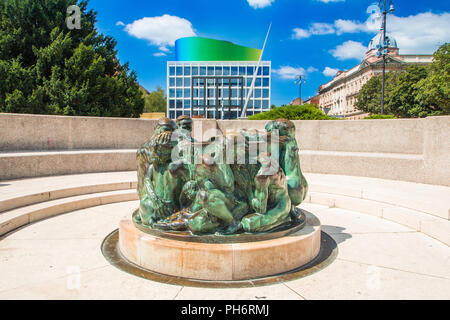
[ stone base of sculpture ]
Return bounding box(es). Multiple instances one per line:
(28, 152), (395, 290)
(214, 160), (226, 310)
(119, 209), (321, 281)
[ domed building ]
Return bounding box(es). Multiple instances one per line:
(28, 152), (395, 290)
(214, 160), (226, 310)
(317, 31), (433, 119)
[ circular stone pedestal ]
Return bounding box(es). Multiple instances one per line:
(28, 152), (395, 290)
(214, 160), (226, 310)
(118, 211), (321, 281)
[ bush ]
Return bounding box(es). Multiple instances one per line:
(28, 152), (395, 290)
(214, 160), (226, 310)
(248, 104), (334, 120)
(363, 114), (397, 119)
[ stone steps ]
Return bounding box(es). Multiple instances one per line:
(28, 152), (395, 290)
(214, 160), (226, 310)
(0, 189), (138, 236)
(0, 171), (137, 213)
(0, 148), (438, 186)
(0, 171), (448, 246)
(304, 191), (450, 246)
(0, 150), (137, 180)
(305, 173), (450, 220)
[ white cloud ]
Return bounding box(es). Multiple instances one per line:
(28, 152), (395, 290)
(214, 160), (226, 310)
(330, 40), (367, 60)
(386, 12), (450, 54)
(292, 28), (310, 39)
(153, 52), (167, 57)
(273, 65), (318, 80)
(294, 12), (450, 54)
(247, 0), (274, 9)
(334, 19), (364, 35)
(273, 66), (306, 80)
(309, 23), (335, 35)
(125, 14), (196, 48)
(158, 46), (171, 53)
(116, 21), (125, 27)
(323, 67), (339, 77)
(307, 66), (319, 73)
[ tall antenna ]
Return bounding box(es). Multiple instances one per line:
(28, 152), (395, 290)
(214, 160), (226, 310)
(240, 22), (272, 118)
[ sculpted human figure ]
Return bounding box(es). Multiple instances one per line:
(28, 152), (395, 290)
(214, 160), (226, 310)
(138, 117), (192, 226)
(223, 132), (259, 207)
(134, 116), (308, 235)
(186, 154), (248, 234)
(136, 117), (175, 197)
(241, 152), (291, 233)
(266, 119), (308, 209)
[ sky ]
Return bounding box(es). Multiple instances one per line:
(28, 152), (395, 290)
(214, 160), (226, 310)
(87, 0), (450, 106)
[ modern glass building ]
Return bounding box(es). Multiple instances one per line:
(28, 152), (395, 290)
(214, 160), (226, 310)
(167, 37), (271, 119)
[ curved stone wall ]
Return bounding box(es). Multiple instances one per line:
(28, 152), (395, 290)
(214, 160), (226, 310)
(0, 113), (448, 186)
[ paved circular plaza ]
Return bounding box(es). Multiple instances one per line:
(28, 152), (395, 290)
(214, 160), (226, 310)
(1, 199), (449, 300)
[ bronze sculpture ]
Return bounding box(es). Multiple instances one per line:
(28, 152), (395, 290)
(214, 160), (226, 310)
(135, 116), (308, 236)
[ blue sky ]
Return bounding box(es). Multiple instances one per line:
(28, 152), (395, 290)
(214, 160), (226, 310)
(88, 0), (450, 106)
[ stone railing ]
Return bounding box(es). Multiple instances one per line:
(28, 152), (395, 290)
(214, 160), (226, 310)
(0, 113), (449, 186)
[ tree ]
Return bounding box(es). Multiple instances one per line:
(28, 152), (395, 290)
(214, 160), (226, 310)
(143, 87), (166, 113)
(0, 0), (144, 117)
(386, 65), (428, 118)
(356, 43), (450, 118)
(415, 43), (450, 115)
(355, 72), (397, 115)
(249, 104), (334, 120)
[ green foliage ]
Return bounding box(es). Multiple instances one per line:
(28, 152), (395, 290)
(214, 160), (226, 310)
(386, 65), (429, 118)
(355, 72), (398, 115)
(0, 0), (144, 117)
(356, 43), (450, 118)
(363, 114), (397, 119)
(248, 104), (334, 120)
(415, 43), (450, 115)
(143, 87), (167, 113)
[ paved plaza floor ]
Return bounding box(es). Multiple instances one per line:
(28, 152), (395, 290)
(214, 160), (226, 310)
(1, 200), (449, 300)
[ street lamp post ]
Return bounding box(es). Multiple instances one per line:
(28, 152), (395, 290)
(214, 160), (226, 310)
(295, 75), (305, 105)
(378, 0), (395, 115)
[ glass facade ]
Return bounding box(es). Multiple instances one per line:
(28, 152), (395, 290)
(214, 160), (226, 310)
(167, 61), (271, 119)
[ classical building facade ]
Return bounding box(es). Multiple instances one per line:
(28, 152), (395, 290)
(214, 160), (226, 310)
(317, 32), (433, 119)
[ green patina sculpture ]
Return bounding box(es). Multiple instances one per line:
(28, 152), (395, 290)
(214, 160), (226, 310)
(136, 116), (308, 235)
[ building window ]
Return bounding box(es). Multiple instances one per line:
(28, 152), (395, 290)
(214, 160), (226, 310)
(184, 66), (191, 76)
(176, 77), (183, 87)
(200, 67), (206, 75)
(169, 77), (175, 87)
(169, 67), (175, 76)
(263, 66), (270, 76)
(192, 66), (199, 76)
(176, 67), (182, 76)
(215, 66), (223, 76)
(223, 66), (230, 75)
